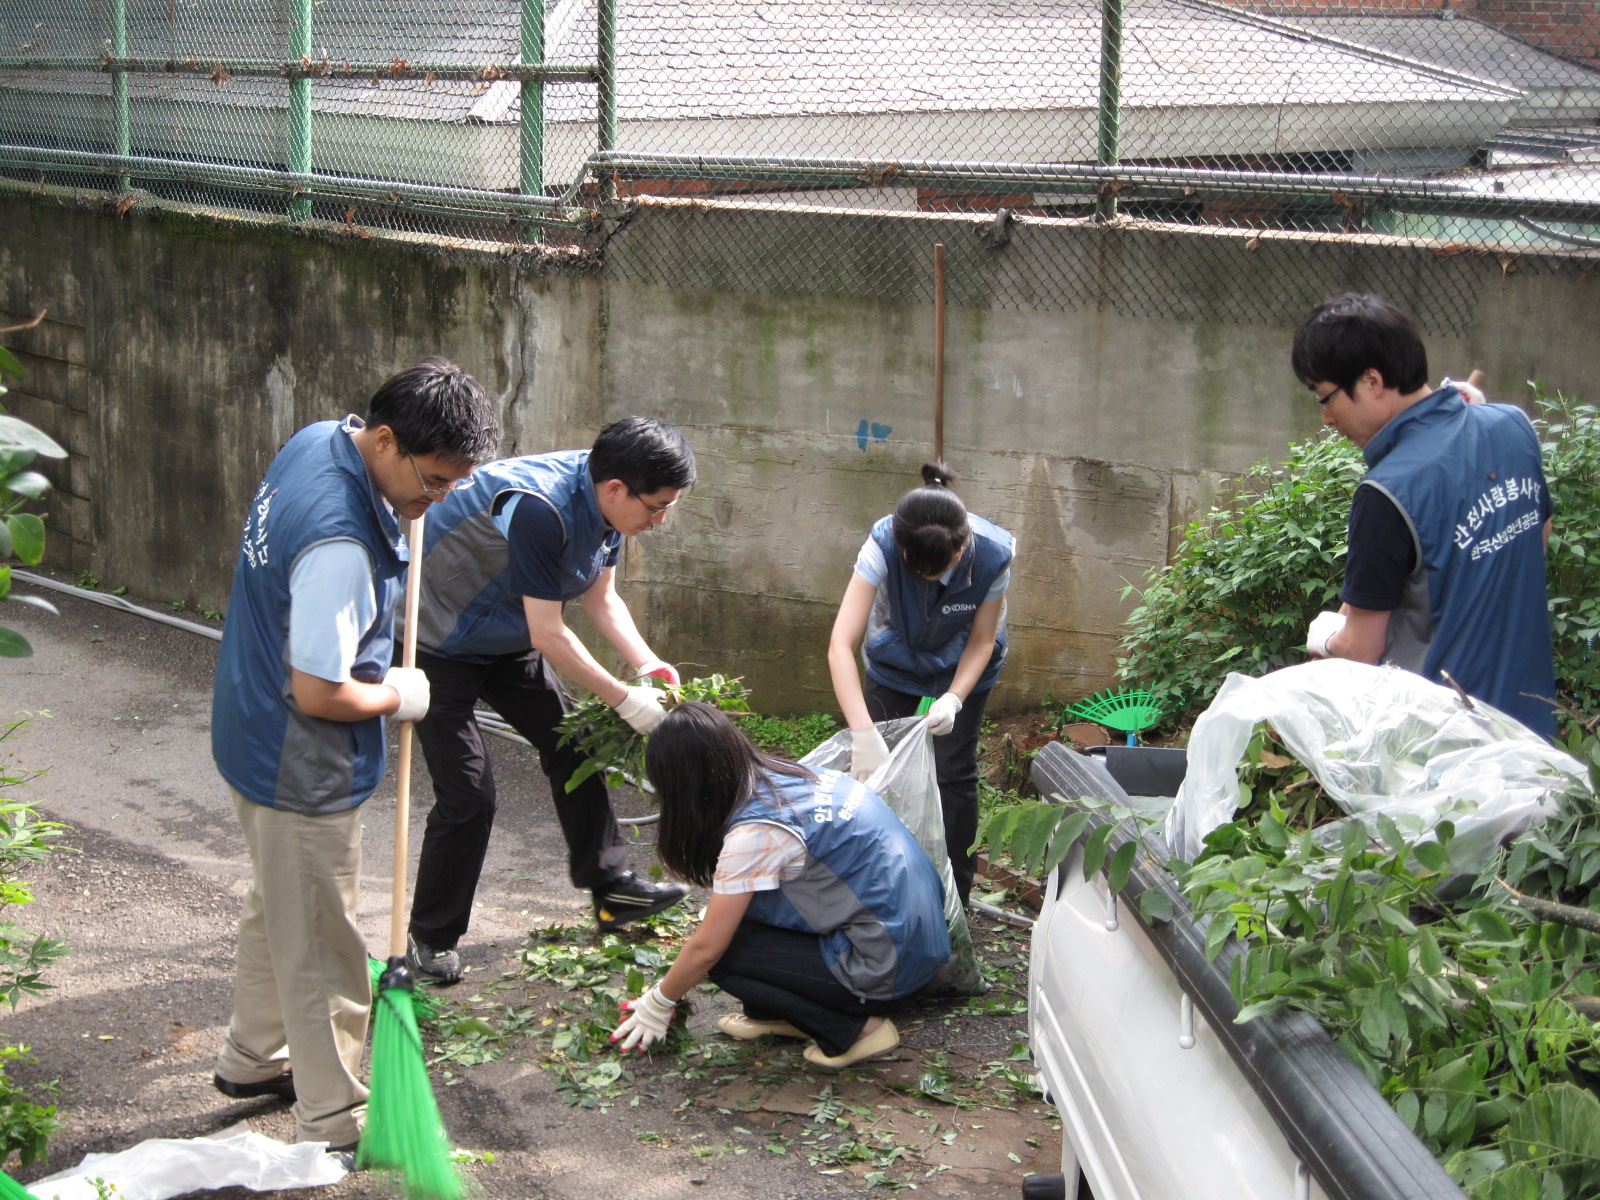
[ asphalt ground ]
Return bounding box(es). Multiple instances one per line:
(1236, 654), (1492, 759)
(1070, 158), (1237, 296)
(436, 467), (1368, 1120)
(1, 576), (1060, 1200)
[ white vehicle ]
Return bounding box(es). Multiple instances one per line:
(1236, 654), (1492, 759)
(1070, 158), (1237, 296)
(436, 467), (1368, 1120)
(1022, 742), (1465, 1200)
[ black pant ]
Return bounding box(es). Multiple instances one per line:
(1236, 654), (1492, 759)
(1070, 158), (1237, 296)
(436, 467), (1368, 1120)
(709, 922), (909, 1057)
(864, 680), (989, 907)
(408, 647), (628, 949)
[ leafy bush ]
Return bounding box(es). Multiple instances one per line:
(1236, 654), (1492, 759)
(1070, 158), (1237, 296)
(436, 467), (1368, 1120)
(1540, 389), (1600, 712)
(738, 711), (838, 761)
(0, 720), (66, 1169)
(1118, 385), (1600, 727)
(0, 333), (66, 658)
(1116, 433), (1359, 720)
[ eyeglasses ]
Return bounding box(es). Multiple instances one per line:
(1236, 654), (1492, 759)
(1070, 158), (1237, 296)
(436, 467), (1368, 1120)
(631, 490), (678, 516)
(1315, 385), (1350, 406)
(408, 454), (475, 497)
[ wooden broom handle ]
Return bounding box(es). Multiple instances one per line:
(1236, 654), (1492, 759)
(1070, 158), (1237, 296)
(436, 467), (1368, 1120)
(390, 512), (425, 959)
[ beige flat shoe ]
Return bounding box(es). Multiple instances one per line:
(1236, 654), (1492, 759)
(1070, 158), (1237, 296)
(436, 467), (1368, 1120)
(716, 1012), (807, 1040)
(802, 1019), (899, 1069)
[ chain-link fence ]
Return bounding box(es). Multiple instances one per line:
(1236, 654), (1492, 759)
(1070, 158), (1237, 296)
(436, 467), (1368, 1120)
(3, 1), (1598, 323)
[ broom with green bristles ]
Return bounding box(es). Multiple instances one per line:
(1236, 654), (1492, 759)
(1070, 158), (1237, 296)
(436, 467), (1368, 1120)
(0, 1169), (33, 1199)
(357, 512), (461, 1200)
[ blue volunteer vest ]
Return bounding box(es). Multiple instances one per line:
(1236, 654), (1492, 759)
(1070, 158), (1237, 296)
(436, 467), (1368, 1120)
(414, 451), (620, 661)
(863, 513), (1014, 696)
(734, 768), (950, 1000)
(211, 419), (406, 813)
(1361, 386), (1556, 738)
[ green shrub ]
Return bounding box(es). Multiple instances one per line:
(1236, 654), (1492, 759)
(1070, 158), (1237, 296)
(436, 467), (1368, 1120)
(738, 711), (839, 761)
(1116, 432), (1359, 721)
(1118, 385), (1600, 727)
(1540, 388), (1600, 711)
(0, 720), (66, 1169)
(0, 337), (66, 658)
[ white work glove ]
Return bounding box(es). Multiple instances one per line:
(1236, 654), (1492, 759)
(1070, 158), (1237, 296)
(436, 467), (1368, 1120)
(383, 666), (431, 722)
(1306, 611), (1346, 659)
(612, 983), (676, 1053)
(635, 658), (681, 686)
(926, 692), (962, 736)
(1443, 376), (1487, 406)
(614, 685), (668, 735)
(849, 727), (890, 782)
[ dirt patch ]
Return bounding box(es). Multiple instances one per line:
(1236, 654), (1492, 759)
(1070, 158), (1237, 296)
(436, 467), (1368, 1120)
(3, 584), (1064, 1200)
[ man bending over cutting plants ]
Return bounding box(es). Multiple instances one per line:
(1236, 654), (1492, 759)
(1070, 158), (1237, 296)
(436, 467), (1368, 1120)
(403, 417), (697, 985)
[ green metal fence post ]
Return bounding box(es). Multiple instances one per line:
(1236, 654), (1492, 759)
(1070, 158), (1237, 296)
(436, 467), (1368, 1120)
(520, 0), (545, 198)
(111, 0), (129, 192)
(287, 0), (312, 220)
(1096, 0), (1122, 223)
(598, 0), (617, 201)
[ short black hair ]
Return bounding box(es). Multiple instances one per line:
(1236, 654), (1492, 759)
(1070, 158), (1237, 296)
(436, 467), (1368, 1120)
(366, 357), (500, 465)
(646, 702), (816, 888)
(1290, 293), (1428, 397)
(893, 461), (971, 577)
(588, 416), (696, 495)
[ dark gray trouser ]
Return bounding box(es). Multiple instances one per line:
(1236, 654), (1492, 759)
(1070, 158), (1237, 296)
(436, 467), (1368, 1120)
(709, 922), (909, 1057)
(408, 647), (628, 949)
(864, 679), (990, 907)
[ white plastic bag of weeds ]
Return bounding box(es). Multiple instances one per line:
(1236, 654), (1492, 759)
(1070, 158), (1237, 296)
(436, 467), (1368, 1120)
(27, 1125), (346, 1199)
(802, 716), (986, 996)
(1166, 659), (1587, 866)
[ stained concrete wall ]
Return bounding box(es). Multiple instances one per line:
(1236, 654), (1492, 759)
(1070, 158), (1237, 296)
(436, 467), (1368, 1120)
(3, 187), (1599, 715)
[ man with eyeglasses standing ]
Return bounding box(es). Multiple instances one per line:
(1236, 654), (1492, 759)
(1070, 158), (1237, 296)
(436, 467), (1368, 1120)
(1292, 292), (1557, 740)
(403, 417), (697, 984)
(210, 357), (500, 1151)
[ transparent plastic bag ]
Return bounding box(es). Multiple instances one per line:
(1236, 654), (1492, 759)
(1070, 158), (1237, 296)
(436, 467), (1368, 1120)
(802, 717), (986, 996)
(1167, 659), (1588, 866)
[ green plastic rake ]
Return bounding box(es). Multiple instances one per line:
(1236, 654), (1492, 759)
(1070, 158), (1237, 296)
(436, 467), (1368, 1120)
(1061, 688), (1163, 745)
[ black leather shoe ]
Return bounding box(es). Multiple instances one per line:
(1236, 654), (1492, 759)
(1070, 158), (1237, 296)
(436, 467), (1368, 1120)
(593, 872), (688, 932)
(214, 1071), (296, 1102)
(326, 1143), (360, 1172)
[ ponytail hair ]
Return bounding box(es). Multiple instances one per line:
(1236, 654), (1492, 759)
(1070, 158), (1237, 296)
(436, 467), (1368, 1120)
(891, 460), (970, 577)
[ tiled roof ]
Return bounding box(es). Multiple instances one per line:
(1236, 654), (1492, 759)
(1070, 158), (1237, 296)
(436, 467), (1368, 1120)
(1281, 14), (1600, 92)
(2, 0), (1518, 127)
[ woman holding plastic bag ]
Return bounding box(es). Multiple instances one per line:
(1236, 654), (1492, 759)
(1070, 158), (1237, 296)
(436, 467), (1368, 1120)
(609, 703), (950, 1068)
(827, 461), (1014, 905)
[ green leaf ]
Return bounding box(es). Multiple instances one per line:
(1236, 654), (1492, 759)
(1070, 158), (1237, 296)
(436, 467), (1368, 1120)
(0, 416), (64, 458)
(1081, 822), (1116, 880)
(1, 470), (50, 499)
(1417, 927), (1444, 976)
(1411, 840), (1451, 874)
(1041, 810), (1093, 876)
(1138, 888), (1174, 925)
(6, 514), (45, 565)
(1107, 839), (1137, 894)
(0, 626), (32, 657)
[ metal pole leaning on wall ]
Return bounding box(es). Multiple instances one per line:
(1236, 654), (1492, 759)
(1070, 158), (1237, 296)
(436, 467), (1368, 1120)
(1096, 0), (1122, 223)
(597, 0), (617, 201)
(287, 0), (312, 221)
(110, 0), (129, 193)
(520, 0), (545, 198)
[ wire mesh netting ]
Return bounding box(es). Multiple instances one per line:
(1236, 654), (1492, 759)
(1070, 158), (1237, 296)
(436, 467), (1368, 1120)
(3, 1), (1598, 324)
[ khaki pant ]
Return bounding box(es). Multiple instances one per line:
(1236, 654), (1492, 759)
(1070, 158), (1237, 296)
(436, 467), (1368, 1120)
(215, 788), (369, 1145)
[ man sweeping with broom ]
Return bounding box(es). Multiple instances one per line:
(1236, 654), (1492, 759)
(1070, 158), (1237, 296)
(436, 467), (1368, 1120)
(210, 359), (499, 1155)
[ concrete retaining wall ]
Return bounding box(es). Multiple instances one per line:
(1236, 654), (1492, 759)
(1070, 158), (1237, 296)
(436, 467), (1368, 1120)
(3, 187), (1598, 714)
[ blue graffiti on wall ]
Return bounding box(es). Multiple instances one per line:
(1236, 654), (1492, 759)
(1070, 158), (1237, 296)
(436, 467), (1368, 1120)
(856, 420), (893, 450)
